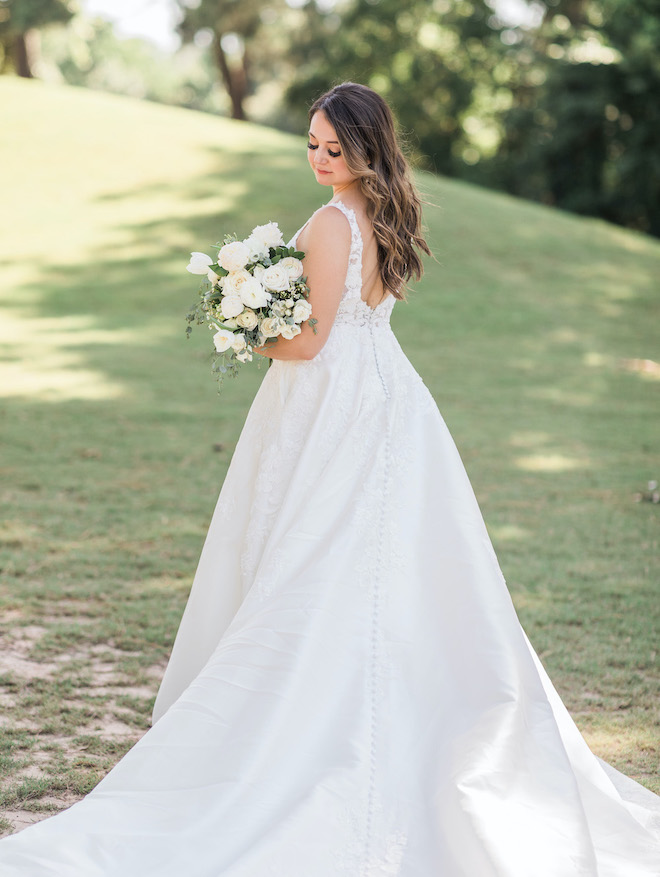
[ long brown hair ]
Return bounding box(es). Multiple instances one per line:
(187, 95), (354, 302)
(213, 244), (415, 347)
(309, 82), (430, 299)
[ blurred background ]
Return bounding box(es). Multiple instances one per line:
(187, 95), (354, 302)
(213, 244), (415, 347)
(2, 0), (659, 235)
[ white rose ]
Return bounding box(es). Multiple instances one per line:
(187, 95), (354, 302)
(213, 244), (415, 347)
(213, 328), (234, 352)
(249, 221), (284, 250)
(262, 264), (291, 292)
(278, 257), (304, 281)
(292, 299), (312, 322)
(217, 240), (250, 272)
(231, 333), (246, 351)
(220, 294), (244, 319)
(236, 349), (253, 363)
(222, 269), (251, 295)
(186, 252), (213, 275)
(260, 316), (284, 338)
(281, 323), (302, 340)
(236, 309), (259, 330)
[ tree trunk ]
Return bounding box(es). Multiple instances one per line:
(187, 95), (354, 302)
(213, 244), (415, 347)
(212, 33), (247, 121)
(13, 32), (33, 78)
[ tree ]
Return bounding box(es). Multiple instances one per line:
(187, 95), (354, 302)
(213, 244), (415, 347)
(174, 0), (288, 121)
(285, 0), (505, 176)
(492, 0), (660, 234)
(0, 0), (75, 77)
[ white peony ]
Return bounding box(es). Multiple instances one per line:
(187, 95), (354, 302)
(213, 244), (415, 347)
(292, 299), (312, 322)
(213, 328), (234, 352)
(262, 264), (291, 292)
(187, 252), (214, 275)
(230, 333), (247, 351)
(278, 257), (304, 280)
(220, 294), (244, 319)
(238, 277), (271, 309)
(244, 233), (269, 262)
(281, 323), (302, 340)
(222, 270), (268, 309)
(260, 316), (284, 338)
(217, 240), (250, 272)
(249, 221), (284, 250)
(236, 309), (259, 330)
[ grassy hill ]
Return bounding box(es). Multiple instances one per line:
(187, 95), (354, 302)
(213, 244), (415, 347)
(1, 76), (658, 832)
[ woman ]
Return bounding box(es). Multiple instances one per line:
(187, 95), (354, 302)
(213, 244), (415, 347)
(0, 82), (658, 876)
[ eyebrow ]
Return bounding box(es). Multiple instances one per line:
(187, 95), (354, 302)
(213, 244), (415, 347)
(308, 131), (339, 144)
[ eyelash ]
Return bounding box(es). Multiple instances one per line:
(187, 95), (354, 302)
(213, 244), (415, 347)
(307, 143), (341, 158)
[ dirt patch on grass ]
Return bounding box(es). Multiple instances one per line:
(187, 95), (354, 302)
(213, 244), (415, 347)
(0, 623), (166, 837)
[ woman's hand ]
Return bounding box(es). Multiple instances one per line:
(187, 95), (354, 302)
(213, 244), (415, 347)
(253, 205), (351, 361)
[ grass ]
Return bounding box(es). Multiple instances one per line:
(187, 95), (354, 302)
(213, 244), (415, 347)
(0, 76), (658, 832)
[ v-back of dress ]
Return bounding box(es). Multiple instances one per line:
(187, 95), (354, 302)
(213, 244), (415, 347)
(0, 201), (659, 876)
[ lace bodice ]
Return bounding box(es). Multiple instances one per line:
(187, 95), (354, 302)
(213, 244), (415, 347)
(290, 200), (396, 330)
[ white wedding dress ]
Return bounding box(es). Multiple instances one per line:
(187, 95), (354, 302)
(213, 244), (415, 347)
(1, 200), (659, 876)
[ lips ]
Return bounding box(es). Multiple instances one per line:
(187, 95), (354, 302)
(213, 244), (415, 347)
(315, 168), (331, 175)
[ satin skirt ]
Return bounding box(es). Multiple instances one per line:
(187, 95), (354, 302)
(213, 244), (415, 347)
(1, 322), (659, 875)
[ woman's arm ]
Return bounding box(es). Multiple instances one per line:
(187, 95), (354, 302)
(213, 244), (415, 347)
(254, 205), (351, 361)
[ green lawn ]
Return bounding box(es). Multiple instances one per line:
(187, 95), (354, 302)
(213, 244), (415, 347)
(0, 77), (658, 834)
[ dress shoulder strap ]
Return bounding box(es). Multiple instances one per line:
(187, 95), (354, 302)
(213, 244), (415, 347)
(324, 200), (363, 301)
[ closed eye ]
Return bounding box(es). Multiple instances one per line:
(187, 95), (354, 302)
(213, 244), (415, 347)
(307, 142), (342, 158)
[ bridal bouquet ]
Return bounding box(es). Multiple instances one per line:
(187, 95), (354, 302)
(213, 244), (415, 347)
(185, 221), (317, 385)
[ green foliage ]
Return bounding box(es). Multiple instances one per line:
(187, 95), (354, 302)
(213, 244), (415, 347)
(487, 0), (660, 234)
(39, 16), (224, 112)
(285, 0), (505, 174)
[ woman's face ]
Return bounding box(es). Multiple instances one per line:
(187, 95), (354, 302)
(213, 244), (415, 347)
(307, 111), (358, 189)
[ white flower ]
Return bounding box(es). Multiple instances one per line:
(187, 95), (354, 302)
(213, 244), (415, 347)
(230, 333), (246, 351)
(236, 309), (259, 330)
(187, 252), (214, 275)
(217, 240), (250, 272)
(249, 221), (284, 251)
(262, 264), (291, 292)
(222, 270), (269, 309)
(220, 294), (244, 319)
(252, 264), (266, 282)
(281, 323), (302, 340)
(244, 233), (269, 262)
(222, 269), (250, 294)
(279, 257), (304, 281)
(222, 318), (238, 328)
(260, 316), (284, 338)
(207, 268), (221, 284)
(236, 349), (253, 363)
(213, 328), (234, 352)
(238, 276), (271, 309)
(270, 301), (287, 317)
(292, 299), (312, 322)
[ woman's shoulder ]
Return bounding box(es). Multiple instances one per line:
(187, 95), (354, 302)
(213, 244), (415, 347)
(298, 203), (352, 253)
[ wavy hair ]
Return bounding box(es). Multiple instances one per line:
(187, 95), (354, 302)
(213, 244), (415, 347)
(309, 82), (431, 299)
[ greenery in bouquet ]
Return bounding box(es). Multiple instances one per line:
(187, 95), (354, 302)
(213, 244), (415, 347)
(186, 221), (317, 386)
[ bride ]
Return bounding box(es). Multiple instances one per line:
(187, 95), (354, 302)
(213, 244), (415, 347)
(1, 82), (658, 876)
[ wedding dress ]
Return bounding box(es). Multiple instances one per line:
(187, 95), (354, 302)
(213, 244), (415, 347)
(1, 200), (659, 876)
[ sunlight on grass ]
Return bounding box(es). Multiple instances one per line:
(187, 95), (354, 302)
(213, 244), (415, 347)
(0, 313), (136, 401)
(514, 453), (590, 472)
